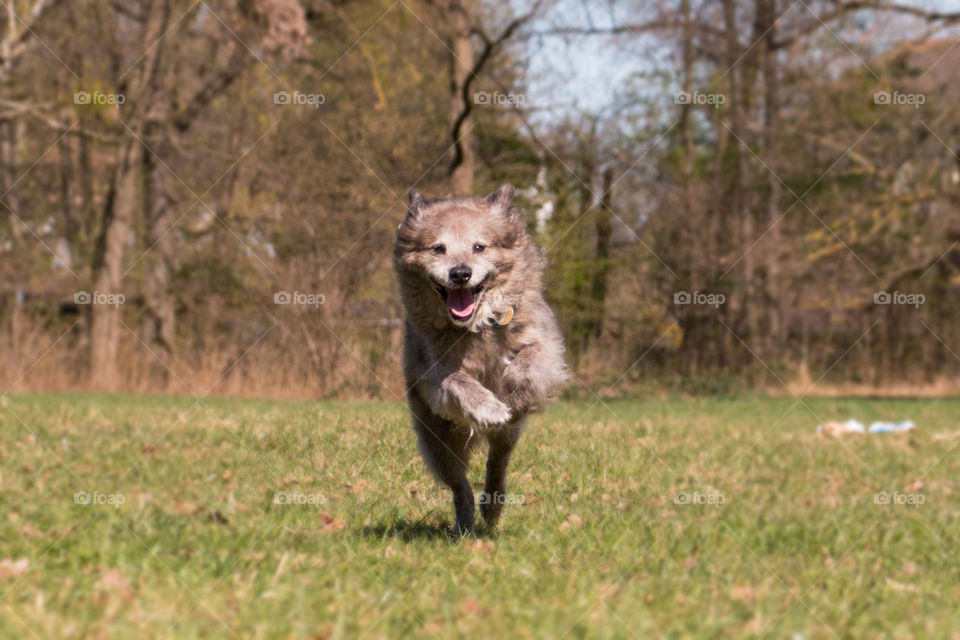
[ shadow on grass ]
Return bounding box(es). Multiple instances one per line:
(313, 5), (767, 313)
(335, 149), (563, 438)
(361, 517), (451, 541)
(361, 516), (498, 542)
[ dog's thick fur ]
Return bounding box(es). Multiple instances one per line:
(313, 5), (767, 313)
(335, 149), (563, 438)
(393, 183), (568, 534)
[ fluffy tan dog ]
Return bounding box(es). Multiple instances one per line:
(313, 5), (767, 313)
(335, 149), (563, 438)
(393, 184), (568, 535)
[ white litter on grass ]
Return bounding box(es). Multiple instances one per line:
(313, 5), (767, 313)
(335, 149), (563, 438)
(868, 420), (915, 433)
(817, 419), (915, 436)
(817, 419), (866, 436)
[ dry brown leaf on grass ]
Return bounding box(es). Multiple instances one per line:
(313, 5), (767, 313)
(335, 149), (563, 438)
(170, 501), (229, 524)
(469, 539), (495, 554)
(595, 582), (621, 599)
(459, 598), (490, 617)
(97, 569), (132, 602)
(207, 510), (229, 525)
(170, 501), (200, 516)
(885, 578), (921, 593)
(404, 480), (420, 500)
(558, 514), (583, 533)
(905, 480), (924, 493)
(743, 617), (767, 634)
(345, 479), (370, 493)
(317, 512), (346, 533)
(932, 430), (960, 441)
(520, 493), (539, 505)
(0, 558), (29, 578)
(731, 584), (757, 602)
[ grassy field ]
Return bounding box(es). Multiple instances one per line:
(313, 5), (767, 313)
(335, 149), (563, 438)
(1, 392), (958, 638)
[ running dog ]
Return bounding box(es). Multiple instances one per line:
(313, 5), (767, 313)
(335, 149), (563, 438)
(393, 183), (568, 535)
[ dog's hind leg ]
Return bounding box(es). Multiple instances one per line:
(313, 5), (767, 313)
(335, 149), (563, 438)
(410, 394), (477, 536)
(481, 419), (524, 528)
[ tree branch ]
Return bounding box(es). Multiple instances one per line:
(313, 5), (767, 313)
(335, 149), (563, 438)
(448, 0), (545, 176)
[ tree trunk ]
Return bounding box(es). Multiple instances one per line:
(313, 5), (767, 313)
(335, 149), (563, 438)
(447, 0), (475, 195)
(722, 0), (746, 365)
(90, 140), (140, 389)
(590, 166), (614, 339)
(760, 0), (784, 355)
(1, 1), (18, 220)
(141, 149), (175, 370)
(89, 0), (170, 389)
(58, 127), (79, 241)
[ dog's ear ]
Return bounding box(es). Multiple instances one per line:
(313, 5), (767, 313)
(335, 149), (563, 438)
(407, 189), (427, 219)
(486, 183), (515, 213)
(486, 183), (526, 246)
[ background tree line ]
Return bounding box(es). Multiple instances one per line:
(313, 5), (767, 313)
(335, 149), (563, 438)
(3, 0), (960, 398)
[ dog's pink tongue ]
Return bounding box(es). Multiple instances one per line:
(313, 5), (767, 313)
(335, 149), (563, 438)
(447, 287), (476, 318)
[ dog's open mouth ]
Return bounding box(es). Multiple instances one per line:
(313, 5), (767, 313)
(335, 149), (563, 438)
(435, 278), (487, 321)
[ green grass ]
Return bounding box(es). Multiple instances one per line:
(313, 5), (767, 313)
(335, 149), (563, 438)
(1, 392), (959, 638)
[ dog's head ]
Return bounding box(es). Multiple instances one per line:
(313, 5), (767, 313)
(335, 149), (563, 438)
(394, 184), (528, 331)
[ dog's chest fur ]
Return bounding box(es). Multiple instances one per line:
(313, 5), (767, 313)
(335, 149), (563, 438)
(421, 318), (527, 393)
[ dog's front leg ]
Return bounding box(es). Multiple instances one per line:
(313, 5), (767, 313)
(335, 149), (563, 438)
(500, 344), (566, 412)
(421, 371), (512, 429)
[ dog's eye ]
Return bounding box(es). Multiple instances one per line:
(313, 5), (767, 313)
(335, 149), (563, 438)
(473, 244), (485, 253)
(431, 244), (446, 255)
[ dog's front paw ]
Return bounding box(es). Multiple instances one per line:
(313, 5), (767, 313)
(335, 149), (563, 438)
(500, 366), (538, 412)
(465, 394), (512, 428)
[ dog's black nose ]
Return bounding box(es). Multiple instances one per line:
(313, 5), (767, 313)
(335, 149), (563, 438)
(449, 264), (472, 286)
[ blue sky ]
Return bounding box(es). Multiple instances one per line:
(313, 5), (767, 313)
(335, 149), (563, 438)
(519, 0), (960, 120)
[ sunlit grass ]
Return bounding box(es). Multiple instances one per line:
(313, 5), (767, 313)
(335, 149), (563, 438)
(1, 392), (958, 638)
